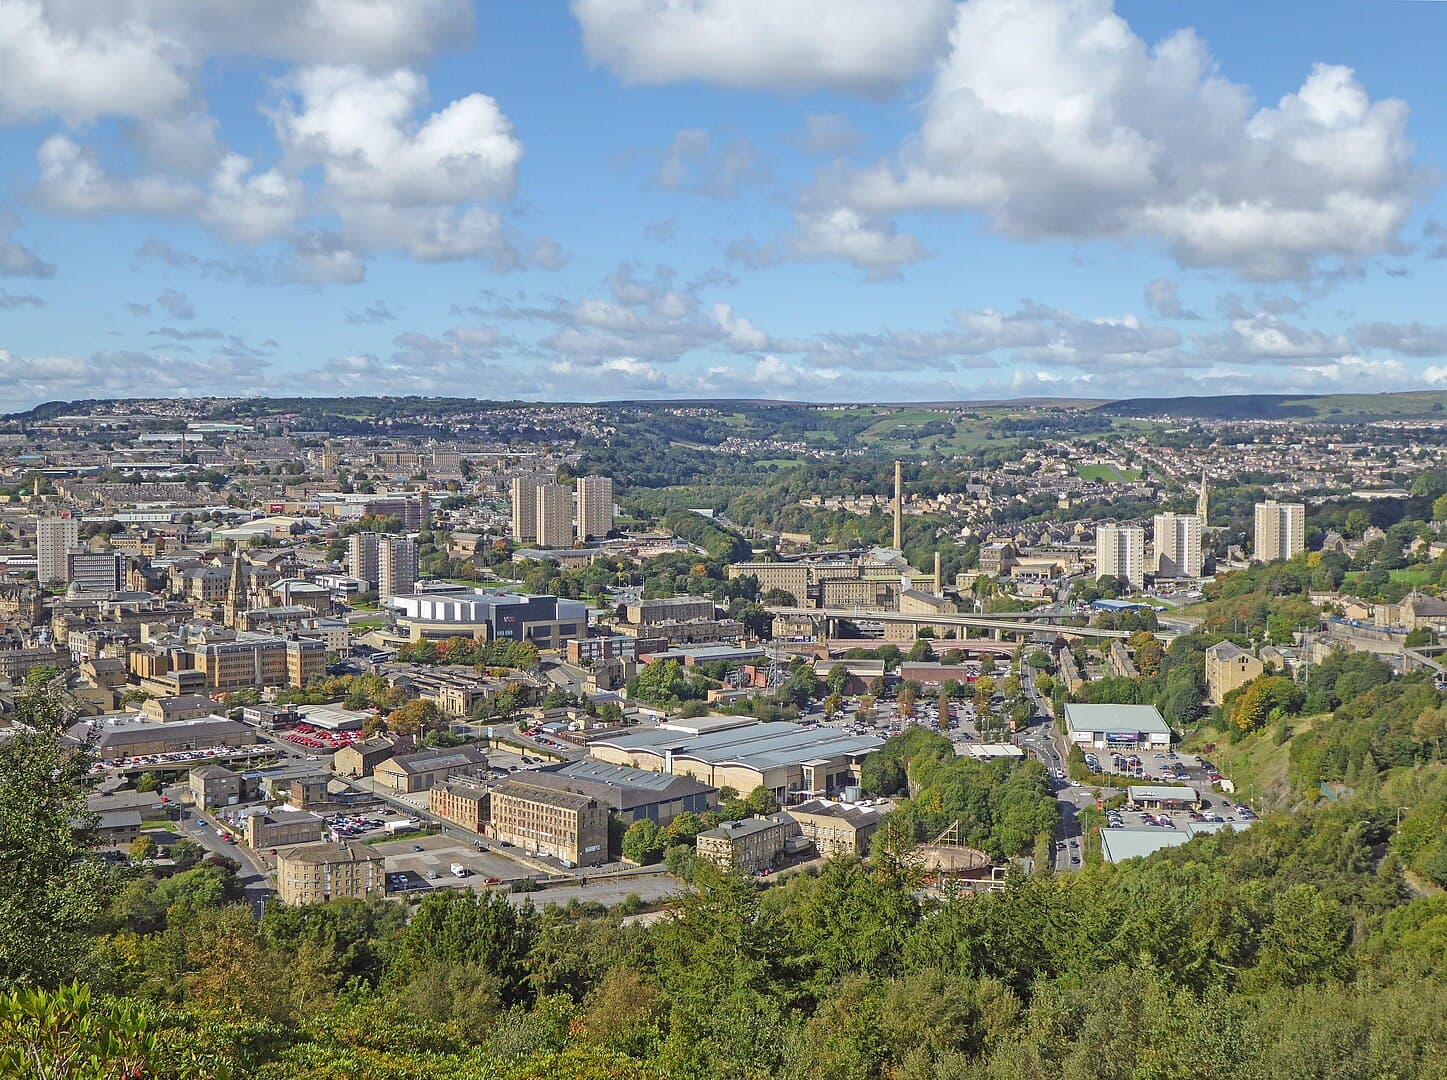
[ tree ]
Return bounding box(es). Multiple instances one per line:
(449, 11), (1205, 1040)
(128, 835), (157, 863)
(635, 659), (686, 704)
(823, 692), (843, 721)
(622, 820), (665, 865)
(386, 699), (443, 736)
(0, 681), (106, 987)
(973, 675), (996, 714)
(898, 685), (917, 720)
(1434, 492), (1447, 522)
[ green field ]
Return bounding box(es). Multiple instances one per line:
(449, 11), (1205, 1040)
(1074, 463), (1143, 483)
(1391, 567), (1437, 587)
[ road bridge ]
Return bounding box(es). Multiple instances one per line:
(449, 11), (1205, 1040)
(766, 606), (1131, 640)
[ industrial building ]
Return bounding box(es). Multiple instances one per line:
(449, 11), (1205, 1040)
(489, 778), (609, 867)
(373, 745), (488, 794)
(696, 813), (802, 873)
(588, 720), (882, 803)
(274, 842), (387, 905)
(536, 759), (718, 826)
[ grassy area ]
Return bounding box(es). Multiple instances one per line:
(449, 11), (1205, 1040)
(1391, 567), (1437, 587)
(1183, 714), (1318, 809)
(1074, 462), (1143, 483)
(350, 616), (387, 630)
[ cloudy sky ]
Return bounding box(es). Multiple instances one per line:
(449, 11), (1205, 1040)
(2, 0), (1447, 406)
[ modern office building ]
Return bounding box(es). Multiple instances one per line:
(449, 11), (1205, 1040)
(575, 475), (614, 540)
(536, 483), (574, 549)
(385, 588), (587, 648)
(67, 551), (125, 593)
(1153, 513), (1203, 578)
(36, 516), (79, 584)
(1096, 525), (1146, 589)
(377, 536), (417, 602)
(1254, 501), (1305, 563)
(192, 634), (327, 691)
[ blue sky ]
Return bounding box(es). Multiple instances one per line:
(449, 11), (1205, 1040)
(3, 0), (1447, 407)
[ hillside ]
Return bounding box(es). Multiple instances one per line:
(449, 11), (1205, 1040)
(1096, 390), (1447, 422)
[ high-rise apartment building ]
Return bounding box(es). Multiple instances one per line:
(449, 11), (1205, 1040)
(377, 537), (417, 601)
(36, 516), (79, 585)
(575, 475), (614, 541)
(1253, 501), (1305, 563)
(536, 483), (574, 549)
(347, 533), (381, 589)
(1153, 513), (1204, 578)
(510, 475), (541, 542)
(1096, 525), (1145, 589)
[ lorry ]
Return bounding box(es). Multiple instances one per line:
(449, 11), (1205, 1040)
(450, 863), (468, 878)
(385, 819), (419, 835)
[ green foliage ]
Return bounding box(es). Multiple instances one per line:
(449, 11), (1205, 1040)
(0, 682), (106, 988)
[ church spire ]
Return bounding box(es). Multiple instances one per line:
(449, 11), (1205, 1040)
(1196, 468), (1208, 525)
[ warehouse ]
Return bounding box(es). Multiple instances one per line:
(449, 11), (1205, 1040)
(1063, 703), (1172, 751)
(540, 759), (718, 826)
(588, 721), (882, 804)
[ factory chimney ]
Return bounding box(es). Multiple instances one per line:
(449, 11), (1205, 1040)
(893, 460), (903, 552)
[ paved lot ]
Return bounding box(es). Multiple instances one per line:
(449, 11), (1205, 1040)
(507, 873), (682, 909)
(373, 833), (532, 884)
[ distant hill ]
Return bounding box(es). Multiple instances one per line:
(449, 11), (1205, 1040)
(1094, 391), (1447, 422)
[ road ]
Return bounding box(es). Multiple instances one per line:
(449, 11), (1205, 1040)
(167, 786), (274, 918)
(1015, 662), (1116, 872)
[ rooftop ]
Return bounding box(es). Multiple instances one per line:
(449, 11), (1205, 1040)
(591, 720), (884, 772)
(1062, 703), (1172, 735)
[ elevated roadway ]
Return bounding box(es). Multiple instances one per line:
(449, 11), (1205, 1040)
(766, 606), (1131, 640)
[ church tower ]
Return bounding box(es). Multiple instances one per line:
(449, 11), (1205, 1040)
(225, 554), (246, 628)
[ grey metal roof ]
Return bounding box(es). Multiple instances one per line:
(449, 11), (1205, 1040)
(1062, 703), (1171, 734)
(1099, 826), (1190, 863)
(593, 721), (883, 771)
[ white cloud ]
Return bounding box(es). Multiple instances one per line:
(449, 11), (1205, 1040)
(571, 0), (954, 94)
(788, 206), (926, 279)
(271, 64), (523, 263)
(1220, 314), (1353, 359)
(0, 0), (472, 124)
(36, 134), (301, 244)
(0, 345), (269, 401)
(710, 303), (769, 351)
(841, 0), (1418, 278)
